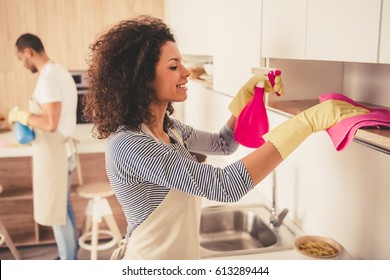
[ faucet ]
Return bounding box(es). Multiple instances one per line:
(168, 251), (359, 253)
(269, 170), (289, 228)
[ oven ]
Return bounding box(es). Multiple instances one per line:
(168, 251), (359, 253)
(70, 70), (90, 124)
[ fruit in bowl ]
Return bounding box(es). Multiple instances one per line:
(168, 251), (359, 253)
(294, 235), (342, 259)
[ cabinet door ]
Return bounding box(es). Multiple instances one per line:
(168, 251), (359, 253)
(184, 81), (231, 131)
(380, 0), (390, 63)
(165, 0), (214, 56)
(306, 0), (382, 63)
(262, 0), (307, 60)
(212, 0), (262, 97)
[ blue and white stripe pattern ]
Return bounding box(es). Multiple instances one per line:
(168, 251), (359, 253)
(106, 119), (253, 237)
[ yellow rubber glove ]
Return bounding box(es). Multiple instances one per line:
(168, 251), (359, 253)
(273, 76), (284, 95)
(263, 100), (369, 159)
(228, 74), (284, 117)
(8, 107), (31, 126)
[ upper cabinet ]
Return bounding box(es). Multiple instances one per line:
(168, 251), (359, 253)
(166, 0), (262, 97)
(306, 0), (381, 63)
(262, 0), (387, 64)
(380, 0), (390, 63)
(211, 0), (262, 96)
(165, 0), (214, 56)
(262, 0), (307, 60)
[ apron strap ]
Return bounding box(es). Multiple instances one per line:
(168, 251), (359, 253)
(63, 137), (83, 185)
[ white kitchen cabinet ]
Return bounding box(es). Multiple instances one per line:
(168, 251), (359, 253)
(380, 0), (390, 63)
(262, 0), (307, 60)
(306, 0), (382, 63)
(211, 0), (263, 97)
(262, 0), (383, 63)
(167, 0), (263, 97)
(165, 0), (214, 56)
(184, 80), (231, 132)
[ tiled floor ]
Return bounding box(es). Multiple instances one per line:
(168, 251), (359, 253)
(0, 243), (113, 260)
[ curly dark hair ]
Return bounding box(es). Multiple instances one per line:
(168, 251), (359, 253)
(83, 15), (176, 139)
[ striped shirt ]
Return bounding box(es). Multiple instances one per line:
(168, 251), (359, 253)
(106, 119), (253, 237)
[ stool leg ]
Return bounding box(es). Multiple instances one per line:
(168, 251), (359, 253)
(103, 215), (123, 246)
(0, 219), (22, 260)
(80, 214), (92, 237)
(90, 220), (99, 260)
(90, 198), (102, 260)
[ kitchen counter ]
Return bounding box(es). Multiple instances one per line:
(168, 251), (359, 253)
(0, 124), (127, 247)
(204, 248), (353, 260)
(0, 124), (105, 158)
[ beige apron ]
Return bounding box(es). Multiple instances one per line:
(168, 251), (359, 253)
(123, 124), (203, 260)
(29, 98), (68, 226)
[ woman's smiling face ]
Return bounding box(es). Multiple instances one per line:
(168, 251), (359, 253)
(153, 41), (191, 104)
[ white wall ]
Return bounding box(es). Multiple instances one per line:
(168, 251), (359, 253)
(343, 63), (390, 107)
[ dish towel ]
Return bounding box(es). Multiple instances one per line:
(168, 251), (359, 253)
(319, 93), (390, 151)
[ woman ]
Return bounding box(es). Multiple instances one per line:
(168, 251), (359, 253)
(84, 16), (367, 260)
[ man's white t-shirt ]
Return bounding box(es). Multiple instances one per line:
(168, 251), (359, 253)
(33, 62), (78, 137)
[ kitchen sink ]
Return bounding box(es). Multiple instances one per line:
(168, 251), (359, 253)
(199, 204), (297, 258)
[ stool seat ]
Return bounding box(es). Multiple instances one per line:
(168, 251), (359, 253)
(77, 182), (114, 199)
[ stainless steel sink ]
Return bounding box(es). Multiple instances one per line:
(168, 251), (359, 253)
(199, 204), (297, 258)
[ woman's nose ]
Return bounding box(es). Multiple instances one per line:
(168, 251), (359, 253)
(182, 65), (191, 77)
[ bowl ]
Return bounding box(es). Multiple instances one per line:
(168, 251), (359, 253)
(203, 63), (213, 76)
(294, 235), (342, 259)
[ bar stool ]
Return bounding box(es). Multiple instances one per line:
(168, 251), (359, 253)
(0, 184), (22, 260)
(71, 144), (122, 260)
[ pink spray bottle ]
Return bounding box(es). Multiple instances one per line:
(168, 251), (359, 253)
(234, 70), (281, 148)
(234, 81), (268, 148)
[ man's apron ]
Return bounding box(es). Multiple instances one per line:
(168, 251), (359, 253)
(123, 124), (203, 259)
(29, 98), (68, 226)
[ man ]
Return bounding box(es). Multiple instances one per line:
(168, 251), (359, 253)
(9, 33), (78, 260)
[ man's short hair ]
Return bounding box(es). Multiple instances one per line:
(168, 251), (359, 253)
(15, 33), (45, 53)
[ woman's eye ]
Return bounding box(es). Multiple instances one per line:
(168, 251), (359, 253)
(169, 66), (178, 70)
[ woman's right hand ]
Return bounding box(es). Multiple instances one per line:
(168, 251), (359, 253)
(301, 100), (369, 132)
(263, 100), (369, 160)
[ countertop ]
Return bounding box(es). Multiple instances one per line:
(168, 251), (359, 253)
(0, 124), (105, 158)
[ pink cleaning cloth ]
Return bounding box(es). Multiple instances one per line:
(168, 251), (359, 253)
(319, 93), (390, 151)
